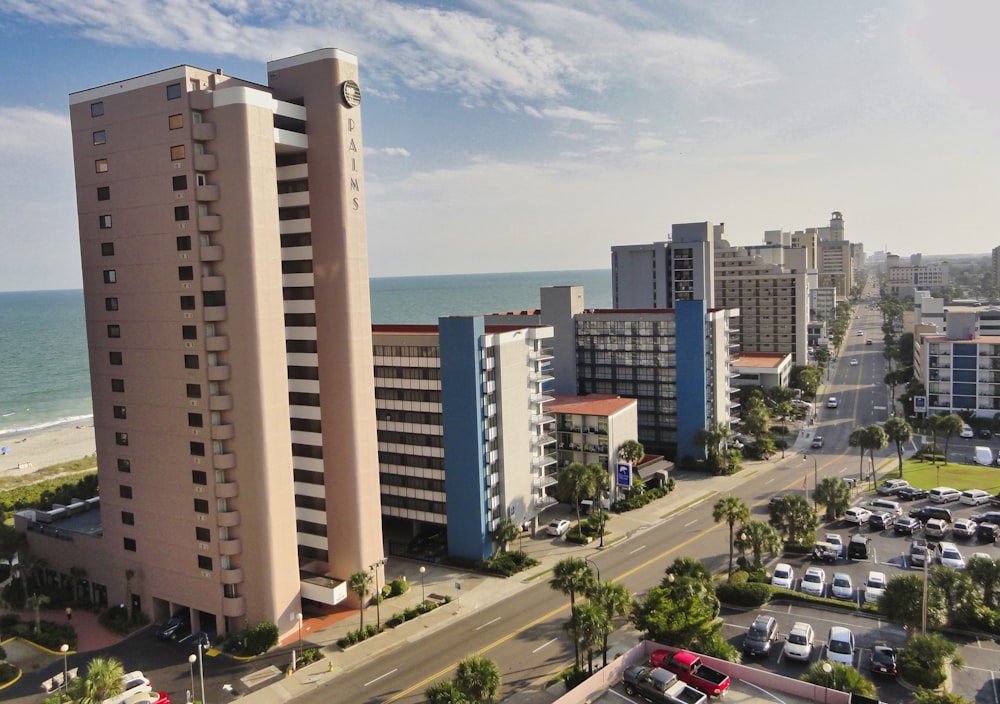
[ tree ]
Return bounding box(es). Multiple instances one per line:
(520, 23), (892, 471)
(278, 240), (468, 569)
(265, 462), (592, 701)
(741, 404), (771, 440)
(694, 422), (731, 470)
(863, 424), (888, 484)
(348, 571), (372, 631)
(492, 517), (519, 555)
(631, 583), (721, 650)
(898, 633), (963, 690)
(588, 581), (633, 668)
(550, 558), (595, 672)
(585, 463), (610, 546)
(966, 555), (1000, 608)
(618, 439), (644, 465)
(425, 679), (471, 704)
(929, 566), (984, 628)
(734, 521), (782, 568)
(812, 477), (852, 521)
(712, 496), (749, 576)
(26, 592), (50, 635)
(879, 574), (945, 632)
(800, 660), (876, 697)
(938, 413), (965, 465)
(565, 602), (607, 675)
(884, 417), (913, 478)
(925, 413), (945, 466)
(556, 462), (597, 530)
(455, 654), (502, 703)
(768, 494), (817, 545)
(70, 656), (126, 704)
(848, 426), (885, 486)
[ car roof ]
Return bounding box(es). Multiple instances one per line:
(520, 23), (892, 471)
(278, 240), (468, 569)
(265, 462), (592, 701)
(804, 567), (824, 575)
(790, 622), (812, 634)
(829, 626), (852, 638)
(833, 572), (850, 579)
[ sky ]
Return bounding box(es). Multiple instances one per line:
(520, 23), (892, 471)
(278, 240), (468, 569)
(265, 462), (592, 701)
(1, 1), (999, 292)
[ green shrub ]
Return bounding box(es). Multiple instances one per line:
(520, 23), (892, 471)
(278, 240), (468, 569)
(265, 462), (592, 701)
(97, 605), (148, 636)
(0, 662), (17, 685)
(716, 581), (772, 607)
(729, 571), (749, 586)
(364, 624), (380, 638)
(389, 578), (409, 596)
(244, 621), (279, 656)
(483, 550), (540, 576)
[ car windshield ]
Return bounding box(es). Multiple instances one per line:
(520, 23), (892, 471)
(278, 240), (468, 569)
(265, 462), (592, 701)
(943, 549), (960, 559)
(834, 577), (849, 587)
(775, 569), (789, 579)
(873, 646), (894, 662)
(748, 626), (767, 639)
(804, 573), (820, 583)
(867, 578), (883, 588)
(829, 639), (852, 654)
(788, 633), (808, 645)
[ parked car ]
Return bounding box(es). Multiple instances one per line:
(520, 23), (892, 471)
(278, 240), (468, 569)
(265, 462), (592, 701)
(621, 666), (707, 704)
(850, 358), (858, 366)
(971, 511), (1000, 525)
(647, 649), (731, 698)
(826, 626), (856, 665)
(978, 522), (1000, 542)
(979, 428), (993, 439)
(870, 642), (898, 676)
(810, 436), (824, 449)
(825, 533), (845, 556)
(844, 507), (872, 525)
(546, 519), (571, 536)
(847, 534), (873, 559)
(938, 542), (966, 569)
(961, 424), (975, 438)
(961, 490), (992, 506)
(869, 498), (902, 515)
(869, 512), (895, 531)
(783, 622), (815, 662)
(878, 479), (909, 496)
(953, 519), (978, 538)
(154, 616), (188, 641)
(911, 506), (953, 523)
(895, 516), (922, 535)
(770, 563), (794, 590)
(831, 572), (854, 600)
(800, 567), (826, 597)
(897, 486), (928, 501)
(924, 518), (950, 538)
(743, 615), (779, 657)
(826, 397), (839, 408)
(910, 540), (929, 567)
(864, 571), (887, 603)
(929, 487), (962, 504)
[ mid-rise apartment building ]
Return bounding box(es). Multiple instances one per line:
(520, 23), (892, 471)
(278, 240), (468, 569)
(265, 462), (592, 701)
(373, 320), (556, 560)
(886, 253), (949, 297)
(28, 50), (384, 636)
(915, 311), (1000, 418)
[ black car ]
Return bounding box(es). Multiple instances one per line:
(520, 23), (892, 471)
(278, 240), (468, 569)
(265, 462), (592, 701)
(897, 487), (928, 501)
(870, 642), (897, 676)
(979, 428), (994, 439)
(869, 512), (895, 531)
(154, 616), (189, 641)
(847, 534), (873, 559)
(910, 506), (954, 523)
(895, 516), (921, 535)
(977, 522), (1000, 542)
(971, 511), (1000, 525)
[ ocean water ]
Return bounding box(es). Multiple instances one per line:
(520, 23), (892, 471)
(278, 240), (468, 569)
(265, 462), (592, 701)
(0, 270), (610, 436)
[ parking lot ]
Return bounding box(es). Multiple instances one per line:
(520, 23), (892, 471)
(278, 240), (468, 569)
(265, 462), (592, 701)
(755, 482), (1000, 702)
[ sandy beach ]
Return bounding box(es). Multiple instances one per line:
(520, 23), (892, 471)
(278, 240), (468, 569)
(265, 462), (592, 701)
(0, 420), (97, 478)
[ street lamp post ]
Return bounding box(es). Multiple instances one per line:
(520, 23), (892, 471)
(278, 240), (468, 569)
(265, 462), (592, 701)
(195, 640), (206, 704)
(187, 654), (196, 703)
(59, 643), (68, 699)
(585, 555), (601, 583)
(369, 558), (388, 629)
(822, 661), (832, 704)
(804, 454), (818, 511)
(419, 566), (426, 603)
(296, 612), (303, 658)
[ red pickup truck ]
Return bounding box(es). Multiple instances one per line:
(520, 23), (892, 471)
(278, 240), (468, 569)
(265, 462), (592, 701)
(647, 649), (730, 698)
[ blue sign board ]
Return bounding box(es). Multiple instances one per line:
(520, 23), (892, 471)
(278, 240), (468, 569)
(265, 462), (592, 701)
(617, 463), (631, 487)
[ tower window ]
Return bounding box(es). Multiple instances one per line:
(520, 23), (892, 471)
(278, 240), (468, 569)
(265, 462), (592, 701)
(166, 83), (182, 100)
(173, 175), (187, 191)
(174, 205), (189, 221)
(90, 102), (104, 117)
(101, 242), (114, 256)
(98, 214), (112, 229)
(97, 186), (110, 201)
(93, 130), (106, 145)
(169, 114), (184, 130)
(95, 159), (108, 173)
(103, 269), (116, 283)
(170, 145), (186, 161)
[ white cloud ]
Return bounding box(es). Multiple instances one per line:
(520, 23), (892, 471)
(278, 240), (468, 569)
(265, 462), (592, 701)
(366, 146), (411, 157)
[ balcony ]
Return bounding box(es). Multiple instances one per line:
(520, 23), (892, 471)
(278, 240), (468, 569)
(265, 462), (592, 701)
(220, 566), (243, 584)
(211, 423), (235, 441)
(207, 364), (230, 382)
(201, 275), (225, 291)
(218, 537), (242, 555)
(534, 495), (558, 509)
(530, 393), (554, 405)
(198, 215), (221, 232)
(221, 595), (246, 618)
(215, 481), (238, 499)
(209, 394), (233, 411)
(194, 154), (217, 172)
(217, 510), (240, 528)
(214, 453), (236, 469)
(199, 245), (223, 261)
(533, 474), (558, 490)
(532, 455), (556, 469)
(530, 414), (555, 426)
(203, 306), (227, 322)
(532, 434), (556, 447)
(196, 184), (220, 202)
(205, 335), (229, 352)
(192, 122), (216, 141)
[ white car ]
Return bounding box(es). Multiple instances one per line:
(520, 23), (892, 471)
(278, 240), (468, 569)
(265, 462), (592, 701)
(783, 622), (815, 661)
(960, 424), (974, 438)
(844, 507), (872, 525)
(864, 571), (887, 603)
(831, 572), (853, 600)
(826, 626), (856, 665)
(961, 490), (991, 506)
(800, 567), (826, 597)
(953, 519), (978, 538)
(825, 534), (844, 557)
(850, 358), (858, 366)
(939, 542), (966, 569)
(771, 563), (794, 590)
(827, 397), (839, 409)
(545, 519), (571, 536)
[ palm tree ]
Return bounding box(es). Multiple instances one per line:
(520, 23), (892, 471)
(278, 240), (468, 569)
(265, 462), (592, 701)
(588, 581), (633, 667)
(348, 571), (372, 631)
(618, 439), (644, 465)
(455, 654), (502, 703)
(863, 425), (889, 487)
(550, 558), (595, 671)
(925, 414), (945, 466)
(938, 413), (965, 466)
(734, 521), (782, 567)
(492, 517), (519, 555)
(694, 422), (732, 471)
(565, 602), (607, 675)
(813, 477), (852, 521)
(712, 496), (749, 576)
(884, 417), (913, 478)
(768, 494), (817, 545)
(557, 462), (597, 531)
(848, 427), (871, 485)
(26, 592), (49, 635)
(74, 656), (125, 704)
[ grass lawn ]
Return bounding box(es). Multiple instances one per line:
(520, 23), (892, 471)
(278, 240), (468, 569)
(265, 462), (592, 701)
(886, 458), (1000, 493)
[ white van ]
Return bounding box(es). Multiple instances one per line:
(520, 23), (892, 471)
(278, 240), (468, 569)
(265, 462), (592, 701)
(928, 487), (961, 503)
(974, 446), (994, 466)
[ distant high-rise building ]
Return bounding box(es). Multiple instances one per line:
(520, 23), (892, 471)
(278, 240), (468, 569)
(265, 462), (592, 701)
(34, 49), (384, 635)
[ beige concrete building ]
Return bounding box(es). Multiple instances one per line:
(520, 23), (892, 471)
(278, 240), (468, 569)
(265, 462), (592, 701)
(35, 49), (384, 636)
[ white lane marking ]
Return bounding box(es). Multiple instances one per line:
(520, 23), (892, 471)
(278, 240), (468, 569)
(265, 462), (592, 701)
(364, 669), (398, 687)
(684, 519), (698, 528)
(629, 545), (646, 555)
(764, 478), (775, 485)
(476, 617), (501, 630)
(532, 638), (558, 654)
